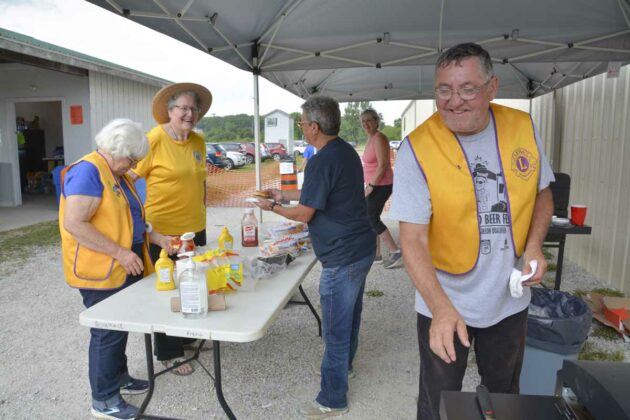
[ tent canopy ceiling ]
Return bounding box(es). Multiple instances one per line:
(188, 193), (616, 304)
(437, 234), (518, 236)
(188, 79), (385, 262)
(86, 0), (630, 100)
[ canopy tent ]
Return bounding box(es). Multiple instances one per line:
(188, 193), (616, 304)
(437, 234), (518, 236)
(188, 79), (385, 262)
(85, 0), (630, 190)
(86, 0), (629, 100)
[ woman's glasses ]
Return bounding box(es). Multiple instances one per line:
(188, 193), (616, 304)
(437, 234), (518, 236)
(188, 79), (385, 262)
(172, 105), (201, 114)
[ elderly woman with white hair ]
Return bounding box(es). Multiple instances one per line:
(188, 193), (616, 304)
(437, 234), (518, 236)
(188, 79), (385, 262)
(59, 118), (174, 419)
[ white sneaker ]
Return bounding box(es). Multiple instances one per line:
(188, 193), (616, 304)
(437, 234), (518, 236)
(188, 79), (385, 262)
(298, 401), (349, 419)
(384, 251), (402, 269)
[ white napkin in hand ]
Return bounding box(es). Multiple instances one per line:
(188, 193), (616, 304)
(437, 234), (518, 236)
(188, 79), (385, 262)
(509, 260), (539, 298)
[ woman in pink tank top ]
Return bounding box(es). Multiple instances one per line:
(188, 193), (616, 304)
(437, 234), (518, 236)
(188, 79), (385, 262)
(361, 109), (401, 268)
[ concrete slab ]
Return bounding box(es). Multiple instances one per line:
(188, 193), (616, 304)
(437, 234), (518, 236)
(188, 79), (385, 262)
(0, 193), (58, 232)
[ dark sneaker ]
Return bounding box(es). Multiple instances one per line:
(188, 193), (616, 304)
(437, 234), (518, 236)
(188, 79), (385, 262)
(119, 377), (149, 395)
(372, 255), (383, 264)
(298, 401), (349, 419)
(384, 251), (402, 269)
(91, 400), (139, 419)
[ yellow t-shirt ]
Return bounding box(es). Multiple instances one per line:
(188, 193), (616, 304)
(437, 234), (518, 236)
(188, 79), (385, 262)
(133, 125), (206, 235)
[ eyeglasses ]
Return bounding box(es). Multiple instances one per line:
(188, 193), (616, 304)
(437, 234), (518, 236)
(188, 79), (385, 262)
(298, 120), (316, 128)
(126, 157), (139, 167)
(434, 78), (492, 101)
(172, 105), (201, 114)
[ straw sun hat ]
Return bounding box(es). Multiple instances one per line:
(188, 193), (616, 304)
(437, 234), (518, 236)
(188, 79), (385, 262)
(151, 82), (212, 124)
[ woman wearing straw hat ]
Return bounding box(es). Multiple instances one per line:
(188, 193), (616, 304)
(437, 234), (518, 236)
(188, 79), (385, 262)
(129, 82), (212, 376)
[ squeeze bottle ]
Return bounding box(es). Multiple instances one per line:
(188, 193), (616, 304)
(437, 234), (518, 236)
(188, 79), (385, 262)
(155, 249), (175, 291)
(218, 227), (234, 250)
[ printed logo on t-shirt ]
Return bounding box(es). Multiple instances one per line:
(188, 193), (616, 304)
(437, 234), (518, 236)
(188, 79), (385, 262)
(112, 184), (122, 198)
(480, 239), (491, 254)
(194, 151), (201, 163)
(511, 147), (537, 180)
(472, 156), (509, 237)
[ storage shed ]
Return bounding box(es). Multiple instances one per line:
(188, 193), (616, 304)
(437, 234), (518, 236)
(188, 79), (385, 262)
(0, 27), (170, 207)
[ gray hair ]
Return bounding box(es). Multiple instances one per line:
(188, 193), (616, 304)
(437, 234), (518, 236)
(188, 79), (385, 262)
(167, 91), (201, 110)
(95, 118), (148, 160)
(435, 43), (494, 80)
(301, 96), (341, 136)
(361, 108), (380, 124)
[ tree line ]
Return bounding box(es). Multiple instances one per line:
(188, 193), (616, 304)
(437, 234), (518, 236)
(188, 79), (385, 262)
(197, 101), (401, 144)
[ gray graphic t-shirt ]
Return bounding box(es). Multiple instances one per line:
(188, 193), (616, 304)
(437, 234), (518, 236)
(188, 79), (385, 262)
(389, 116), (554, 327)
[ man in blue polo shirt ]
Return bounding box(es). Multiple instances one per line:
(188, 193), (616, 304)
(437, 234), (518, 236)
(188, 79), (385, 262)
(256, 96), (375, 419)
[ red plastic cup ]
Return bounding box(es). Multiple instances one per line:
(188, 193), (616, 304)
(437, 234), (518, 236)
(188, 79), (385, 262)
(570, 205), (587, 226)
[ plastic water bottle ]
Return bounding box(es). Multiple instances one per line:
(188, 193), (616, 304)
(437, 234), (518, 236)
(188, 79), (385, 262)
(178, 253), (208, 318)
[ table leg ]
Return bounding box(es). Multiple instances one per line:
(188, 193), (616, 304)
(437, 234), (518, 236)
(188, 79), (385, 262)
(298, 285), (322, 337)
(554, 237), (566, 290)
(137, 334), (155, 416)
(213, 340), (236, 420)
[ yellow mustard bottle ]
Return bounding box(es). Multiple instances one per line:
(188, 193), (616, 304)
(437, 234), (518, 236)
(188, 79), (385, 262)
(155, 249), (175, 291)
(218, 227), (234, 250)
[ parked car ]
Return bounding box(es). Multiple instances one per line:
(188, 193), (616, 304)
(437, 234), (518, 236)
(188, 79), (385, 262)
(208, 143), (246, 170)
(265, 142), (288, 161)
(249, 142), (272, 161)
(222, 142), (254, 165)
(389, 140), (402, 150)
(205, 143), (227, 168)
(293, 140), (308, 157)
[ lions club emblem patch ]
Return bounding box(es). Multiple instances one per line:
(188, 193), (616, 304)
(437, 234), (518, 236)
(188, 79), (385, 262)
(511, 148), (537, 180)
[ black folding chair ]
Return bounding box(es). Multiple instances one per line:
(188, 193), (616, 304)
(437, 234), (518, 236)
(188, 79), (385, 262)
(549, 172), (571, 217)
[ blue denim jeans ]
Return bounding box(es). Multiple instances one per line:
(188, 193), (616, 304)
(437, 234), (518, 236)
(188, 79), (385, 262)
(79, 244), (143, 407)
(316, 252), (374, 409)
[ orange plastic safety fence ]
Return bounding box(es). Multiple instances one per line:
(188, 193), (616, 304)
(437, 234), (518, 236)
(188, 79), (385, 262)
(205, 162), (282, 207)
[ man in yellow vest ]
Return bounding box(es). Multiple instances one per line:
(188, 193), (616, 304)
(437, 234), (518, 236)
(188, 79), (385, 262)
(390, 43), (554, 420)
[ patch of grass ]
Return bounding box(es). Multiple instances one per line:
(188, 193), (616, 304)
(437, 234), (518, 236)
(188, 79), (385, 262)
(541, 276), (556, 289)
(0, 221), (60, 263)
(572, 288), (623, 299)
(366, 290), (384, 297)
(590, 287), (625, 297)
(573, 289), (588, 298)
(543, 249), (555, 261)
(547, 263), (557, 272)
(591, 327), (621, 342)
(578, 342), (624, 362)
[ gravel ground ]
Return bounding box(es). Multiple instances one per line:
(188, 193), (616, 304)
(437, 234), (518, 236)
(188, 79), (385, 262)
(0, 216), (627, 419)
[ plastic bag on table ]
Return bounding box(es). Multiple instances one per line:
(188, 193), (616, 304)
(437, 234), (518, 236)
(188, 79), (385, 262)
(253, 254), (295, 279)
(225, 254), (258, 292)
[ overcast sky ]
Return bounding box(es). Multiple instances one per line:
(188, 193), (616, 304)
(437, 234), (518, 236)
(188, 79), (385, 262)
(0, 0), (409, 125)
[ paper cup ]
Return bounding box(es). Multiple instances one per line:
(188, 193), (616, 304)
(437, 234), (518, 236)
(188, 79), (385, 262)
(570, 205), (587, 226)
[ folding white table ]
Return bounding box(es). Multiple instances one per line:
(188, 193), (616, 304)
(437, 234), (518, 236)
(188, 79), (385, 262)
(80, 249), (319, 419)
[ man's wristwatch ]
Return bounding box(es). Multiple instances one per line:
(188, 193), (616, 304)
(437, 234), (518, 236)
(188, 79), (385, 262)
(270, 202), (278, 211)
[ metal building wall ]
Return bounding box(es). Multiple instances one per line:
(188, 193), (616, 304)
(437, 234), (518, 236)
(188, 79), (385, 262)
(89, 72), (159, 138)
(530, 92), (557, 169)
(532, 65), (630, 293)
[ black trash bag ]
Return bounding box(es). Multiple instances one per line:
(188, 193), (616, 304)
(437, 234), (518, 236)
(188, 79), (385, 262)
(526, 288), (592, 354)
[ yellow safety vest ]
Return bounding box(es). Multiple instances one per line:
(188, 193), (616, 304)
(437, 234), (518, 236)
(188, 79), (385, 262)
(59, 151), (153, 289)
(408, 104), (540, 274)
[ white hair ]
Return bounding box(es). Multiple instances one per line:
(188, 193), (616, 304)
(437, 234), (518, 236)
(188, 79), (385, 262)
(94, 118), (148, 160)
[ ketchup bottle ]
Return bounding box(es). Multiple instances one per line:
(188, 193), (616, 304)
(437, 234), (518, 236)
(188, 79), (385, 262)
(241, 208), (259, 247)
